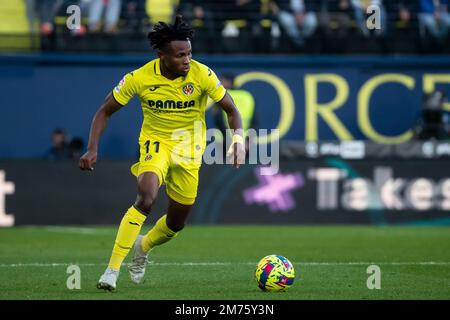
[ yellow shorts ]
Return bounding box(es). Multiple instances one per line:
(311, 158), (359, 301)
(130, 137), (201, 205)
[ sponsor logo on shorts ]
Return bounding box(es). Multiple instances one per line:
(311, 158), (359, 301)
(144, 154), (152, 161)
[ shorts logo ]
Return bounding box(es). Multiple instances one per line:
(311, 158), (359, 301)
(182, 83), (194, 96)
(144, 154), (152, 161)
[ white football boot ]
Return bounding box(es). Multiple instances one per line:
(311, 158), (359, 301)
(128, 235), (148, 284)
(97, 267), (119, 291)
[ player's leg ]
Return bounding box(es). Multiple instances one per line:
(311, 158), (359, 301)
(141, 196), (192, 251)
(140, 155), (199, 252)
(128, 195), (192, 284)
(128, 159), (199, 283)
(108, 172), (159, 269)
(140, 156), (199, 251)
(166, 197), (192, 231)
(98, 172), (159, 290)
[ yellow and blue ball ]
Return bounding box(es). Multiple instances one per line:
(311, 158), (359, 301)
(255, 255), (295, 292)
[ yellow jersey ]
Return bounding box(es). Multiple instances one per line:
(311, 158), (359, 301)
(112, 58), (226, 157)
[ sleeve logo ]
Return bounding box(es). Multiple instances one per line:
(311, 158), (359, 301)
(114, 77), (126, 93)
(182, 83), (195, 96)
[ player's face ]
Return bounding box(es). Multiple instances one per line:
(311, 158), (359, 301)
(161, 40), (192, 78)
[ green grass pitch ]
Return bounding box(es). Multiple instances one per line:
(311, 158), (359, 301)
(0, 225), (449, 300)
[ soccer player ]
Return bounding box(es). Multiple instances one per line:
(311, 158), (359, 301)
(78, 15), (245, 291)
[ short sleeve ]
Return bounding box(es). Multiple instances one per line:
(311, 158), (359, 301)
(203, 66), (226, 103)
(112, 72), (139, 106)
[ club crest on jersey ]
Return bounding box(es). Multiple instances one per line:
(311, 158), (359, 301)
(182, 83), (194, 96)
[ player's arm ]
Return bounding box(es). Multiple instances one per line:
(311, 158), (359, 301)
(79, 92), (122, 171)
(216, 92), (246, 168)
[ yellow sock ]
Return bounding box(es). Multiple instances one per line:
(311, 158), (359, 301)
(141, 214), (177, 253)
(108, 206), (147, 271)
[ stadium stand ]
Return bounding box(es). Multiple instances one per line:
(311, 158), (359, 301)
(0, 0), (38, 51)
(1, 1), (450, 54)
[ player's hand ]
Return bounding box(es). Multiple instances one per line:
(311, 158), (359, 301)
(227, 141), (246, 169)
(79, 150), (97, 171)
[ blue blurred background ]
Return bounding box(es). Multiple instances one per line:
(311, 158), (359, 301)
(1, 0), (450, 226)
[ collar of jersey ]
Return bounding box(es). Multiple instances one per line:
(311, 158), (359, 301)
(155, 59), (186, 83)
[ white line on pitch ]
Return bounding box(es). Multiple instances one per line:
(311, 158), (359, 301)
(1, 261), (450, 268)
(38, 227), (107, 235)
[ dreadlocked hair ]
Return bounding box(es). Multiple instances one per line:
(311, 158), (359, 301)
(147, 15), (194, 50)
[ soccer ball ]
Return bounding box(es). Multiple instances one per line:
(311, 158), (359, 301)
(255, 255), (295, 292)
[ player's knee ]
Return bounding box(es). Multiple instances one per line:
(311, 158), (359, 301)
(134, 194), (156, 215)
